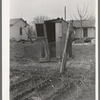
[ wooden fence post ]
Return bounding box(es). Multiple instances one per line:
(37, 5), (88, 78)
(60, 23), (70, 73)
(60, 22), (74, 73)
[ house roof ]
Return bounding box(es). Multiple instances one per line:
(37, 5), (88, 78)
(72, 20), (95, 28)
(44, 18), (68, 23)
(10, 18), (29, 26)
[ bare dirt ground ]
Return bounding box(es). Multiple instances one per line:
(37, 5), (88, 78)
(10, 43), (95, 100)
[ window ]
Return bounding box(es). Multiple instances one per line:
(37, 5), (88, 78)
(35, 24), (44, 37)
(83, 28), (88, 37)
(20, 27), (22, 35)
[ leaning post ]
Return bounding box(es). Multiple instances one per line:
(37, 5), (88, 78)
(60, 23), (70, 73)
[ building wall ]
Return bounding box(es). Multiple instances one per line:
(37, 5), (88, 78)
(55, 22), (62, 58)
(62, 21), (68, 34)
(74, 27), (95, 39)
(48, 21), (69, 58)
(61, 21), (69, 57)
(74, 28), (83, 38)
(10, 20), (28, 41)
(88, 27), (95, 38)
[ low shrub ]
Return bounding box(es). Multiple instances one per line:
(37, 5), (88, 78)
(84, 37), (93, 43)
(74, 38), (84, 43)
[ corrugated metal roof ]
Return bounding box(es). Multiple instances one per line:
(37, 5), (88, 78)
(72, 20), (95, 28)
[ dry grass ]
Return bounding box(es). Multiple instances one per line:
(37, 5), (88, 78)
(10, 43), (95, 100)
(10, 41), (45, 61)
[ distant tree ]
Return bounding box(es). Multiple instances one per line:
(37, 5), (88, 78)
(70, 4), (95, 37)
(26, 16), (50, 43)
(32, 15), (50, 38)
(71, 4), (94, 20)
(32, 15), (50, 24)
(27, 26), (36, 43)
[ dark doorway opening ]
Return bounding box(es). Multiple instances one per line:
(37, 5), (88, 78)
(45, 22), (56, 57)
(83, 28), (88, 37)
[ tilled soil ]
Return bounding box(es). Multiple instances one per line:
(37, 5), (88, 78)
(10, 44), (95, 100)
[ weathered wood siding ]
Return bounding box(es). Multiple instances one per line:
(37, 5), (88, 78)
(55, 22), (62, 58)
(60, 21), (69, 58)
(10, 20), (28, 41)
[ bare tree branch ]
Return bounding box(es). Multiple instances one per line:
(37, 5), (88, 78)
(75, 3), (92, 21)
(73, 14), (79, 20)
(87, 12), (94, 20)
(33, 15), (50, 24)
(27, 15), (50, 42)
(84, 11), (91, 20)
(70, 3), (95, 36)
(82, 3), (85, 15)
(76, 4), (82, 18)
(82, 5), (89, 18)
(69, 14), (74, 20)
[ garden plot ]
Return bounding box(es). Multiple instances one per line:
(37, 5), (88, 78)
(10, 43), (95, 100)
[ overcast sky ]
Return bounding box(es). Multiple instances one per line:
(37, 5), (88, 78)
(10, 0), (95, 23)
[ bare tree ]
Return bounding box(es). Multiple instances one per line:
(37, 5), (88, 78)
(32, 15), (50, 24)
(32, 15), (50, 37)
(26, 16), (50, 43)
(70, 4), (95, 37)
(71, 4), (94, 20)
(27, 26), (36, 43)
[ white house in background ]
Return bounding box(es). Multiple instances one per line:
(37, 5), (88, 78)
(10, 18), (29, 41)
(72, 20), (95, 39)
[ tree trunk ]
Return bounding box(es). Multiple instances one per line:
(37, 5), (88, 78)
(80, 18), (83, 38)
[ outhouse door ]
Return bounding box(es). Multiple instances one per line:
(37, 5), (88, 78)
(45, 22), (56, 58)
(55, 23), (62, 58)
